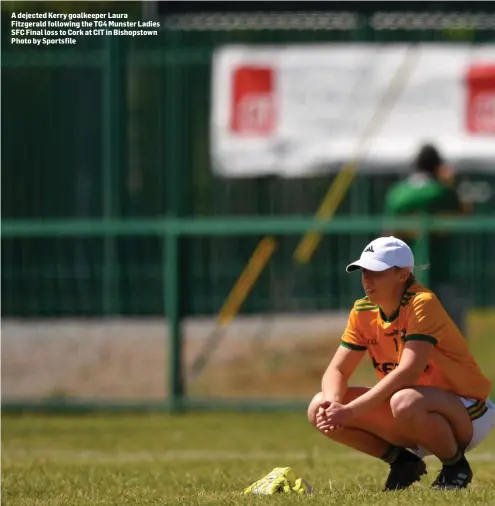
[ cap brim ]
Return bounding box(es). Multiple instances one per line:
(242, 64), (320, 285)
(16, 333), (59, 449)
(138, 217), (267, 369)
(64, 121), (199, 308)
(346, 258), (392, 273)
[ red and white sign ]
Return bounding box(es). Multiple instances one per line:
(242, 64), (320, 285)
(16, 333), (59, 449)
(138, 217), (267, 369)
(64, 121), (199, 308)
(466, 64), (495, 134)
(230, 66), (276, 135)
(211, 44), (495, 177)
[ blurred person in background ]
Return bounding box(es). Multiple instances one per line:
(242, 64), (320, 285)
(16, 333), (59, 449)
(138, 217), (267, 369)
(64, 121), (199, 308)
(383, 143), (471, 337)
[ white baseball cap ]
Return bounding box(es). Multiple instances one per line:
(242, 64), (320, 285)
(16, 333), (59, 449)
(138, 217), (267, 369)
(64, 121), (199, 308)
(346, 236), (415, 273)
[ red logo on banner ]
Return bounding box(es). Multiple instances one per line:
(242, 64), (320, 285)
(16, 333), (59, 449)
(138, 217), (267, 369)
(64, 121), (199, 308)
(230, 66), (276, 136)
(466, 64), (495, 134)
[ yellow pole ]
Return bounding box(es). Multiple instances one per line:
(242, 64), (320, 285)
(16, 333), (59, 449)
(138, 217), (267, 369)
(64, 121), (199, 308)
(217, 236), (277, 326)
(293, 45), (419, 264)
(293, 163), (356, 264)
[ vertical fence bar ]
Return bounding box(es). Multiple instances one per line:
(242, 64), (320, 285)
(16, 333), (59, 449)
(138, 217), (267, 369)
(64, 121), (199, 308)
(416, 215), (431, 287)
(164, 27), (185, 409)
(101, 36), (124, 315)
(164, 228), (183, 411)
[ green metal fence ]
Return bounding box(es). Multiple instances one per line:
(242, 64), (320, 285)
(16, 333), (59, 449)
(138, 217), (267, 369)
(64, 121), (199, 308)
(2, 10), (495, 317)
(2, 6), (495, 411)
(2, 216), (495, 412)
(3, 217), (495, 316)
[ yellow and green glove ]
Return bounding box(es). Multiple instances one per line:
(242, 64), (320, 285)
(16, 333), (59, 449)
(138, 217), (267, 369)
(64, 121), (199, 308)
(242, 467), (314, 495)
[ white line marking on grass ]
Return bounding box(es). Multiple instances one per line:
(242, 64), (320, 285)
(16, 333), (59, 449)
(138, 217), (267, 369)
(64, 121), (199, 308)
(4, 449), (495, 463)
(3, 450), (309, 463)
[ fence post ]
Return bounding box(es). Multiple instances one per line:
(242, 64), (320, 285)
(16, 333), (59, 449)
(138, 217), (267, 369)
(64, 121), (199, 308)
(164, 27), (185, 411)
(416, 214), (430, 287)
(164, 226), (183, 412)
(101, 35), (125, 315)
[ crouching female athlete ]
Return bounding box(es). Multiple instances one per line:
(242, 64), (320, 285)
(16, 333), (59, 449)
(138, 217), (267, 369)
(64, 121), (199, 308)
(308, 237), (495, 490)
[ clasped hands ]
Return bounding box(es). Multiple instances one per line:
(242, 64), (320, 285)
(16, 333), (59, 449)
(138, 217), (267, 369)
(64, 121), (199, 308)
(315, 400), (355, 433)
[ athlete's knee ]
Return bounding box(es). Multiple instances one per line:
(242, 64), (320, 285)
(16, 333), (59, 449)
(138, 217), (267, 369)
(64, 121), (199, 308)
(390, 388), (426, 424)
(308, 392), (324, 426)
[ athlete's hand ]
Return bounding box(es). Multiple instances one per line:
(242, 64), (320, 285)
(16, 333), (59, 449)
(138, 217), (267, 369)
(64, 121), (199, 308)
(317, 402), (354, 432)
(317, 399), (331, 414)
(316, 400), (344, 432)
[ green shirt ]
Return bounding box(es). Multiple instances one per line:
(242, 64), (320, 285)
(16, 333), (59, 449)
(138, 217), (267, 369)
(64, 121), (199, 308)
(384, 174), (463, 284)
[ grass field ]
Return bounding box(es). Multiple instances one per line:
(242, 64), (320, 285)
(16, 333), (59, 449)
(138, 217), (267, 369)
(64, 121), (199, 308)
(3, 313), (495, 505)
(3, 411), (495, 505)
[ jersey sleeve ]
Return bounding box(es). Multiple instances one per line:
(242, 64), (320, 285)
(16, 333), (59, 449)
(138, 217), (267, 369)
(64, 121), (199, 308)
(403, 293), (445, 346)
(340, 308), (367, 351)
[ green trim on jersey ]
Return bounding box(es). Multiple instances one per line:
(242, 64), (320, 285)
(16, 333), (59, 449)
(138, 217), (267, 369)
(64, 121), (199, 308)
(403, 334), (438, 346)
(467, 401), (488, 421)
(379, 279), (417, 322)
(400, 293), (415, 307)
(355, 296), (379, 312)
(379, 307), (400, 323)
(356, 305), (378, 312)
(340, 341), (367, 351)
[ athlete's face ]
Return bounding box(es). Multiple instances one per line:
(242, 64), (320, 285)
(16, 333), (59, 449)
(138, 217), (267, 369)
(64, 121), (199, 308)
(361, 267), (410, 305)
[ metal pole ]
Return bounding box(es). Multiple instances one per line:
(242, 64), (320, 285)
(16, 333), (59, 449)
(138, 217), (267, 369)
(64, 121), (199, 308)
(164, 230), (182, 411)
(417, 214), (431, 287)
(101, 35), (121, 316)
(164, 27), (184, 409)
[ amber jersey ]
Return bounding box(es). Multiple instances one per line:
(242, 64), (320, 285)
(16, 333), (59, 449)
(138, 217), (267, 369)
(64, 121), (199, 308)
(341, 282), (491, 402)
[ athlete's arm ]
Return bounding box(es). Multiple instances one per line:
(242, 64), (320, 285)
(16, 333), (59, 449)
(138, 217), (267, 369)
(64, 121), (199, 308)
(345, 340), (433, 416)
(326, 307), (367, 403)
(322, 346), (365, 403)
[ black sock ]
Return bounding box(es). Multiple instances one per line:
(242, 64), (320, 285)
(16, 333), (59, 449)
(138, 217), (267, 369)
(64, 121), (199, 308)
(441, 448), (468, 467)
(380, 445), (419, 465)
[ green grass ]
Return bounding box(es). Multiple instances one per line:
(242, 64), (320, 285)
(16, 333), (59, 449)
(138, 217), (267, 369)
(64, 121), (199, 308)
(3, 313), (495, 504)
(3, 412), (495, 505)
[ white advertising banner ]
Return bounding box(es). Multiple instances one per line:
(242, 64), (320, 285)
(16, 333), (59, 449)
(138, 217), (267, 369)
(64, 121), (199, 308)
(211, 44), (495, 177)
